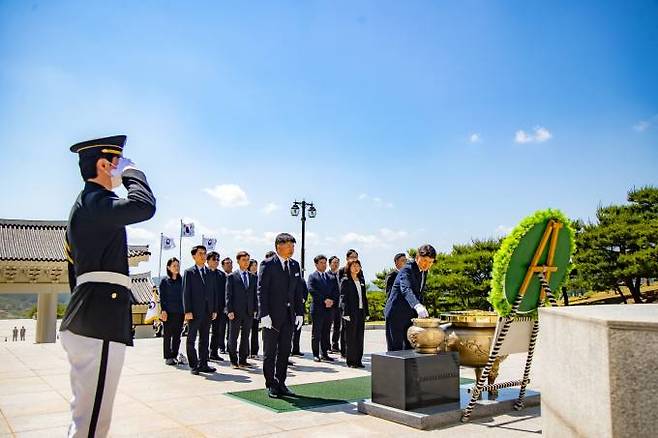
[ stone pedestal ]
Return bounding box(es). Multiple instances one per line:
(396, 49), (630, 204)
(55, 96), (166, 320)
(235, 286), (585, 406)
(371, 350), (460, 410)
(537, 305), (658, 438)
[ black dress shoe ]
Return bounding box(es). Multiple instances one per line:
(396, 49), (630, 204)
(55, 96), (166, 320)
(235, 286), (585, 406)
(279, 385), (295, 397)
(190, 368), (200, 375)
(313, 356), (322, 362)
(198, 365), (216, 373)
(291, 351), (304, 357)
(288, 360), (294, 366)
(219, 349), (227, 354)
(331, 345), (339, 352)
(239, 361), (254, 368)
(231, 363), (240, 369)
(165, 358), (175, 365)
(356, 363), (366, 368)
(209, 354), (224, 361)
(267, 387), (280, 398)
(321, 355), (335, 362)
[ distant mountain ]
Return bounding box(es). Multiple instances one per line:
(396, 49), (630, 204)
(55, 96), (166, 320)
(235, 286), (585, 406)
(0, 294), (70, 319)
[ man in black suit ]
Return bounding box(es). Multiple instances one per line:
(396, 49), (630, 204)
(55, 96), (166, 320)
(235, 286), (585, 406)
(258, 233), (305, 398)
(327, 256), (341, 352)
(207, 251), (226, 361)
(385, 253), (408, 297)
(384, 244), (436, 351)
(307, 255), (338, 362)
(183, 245), (217, 375)
(226, 251), (257, 368)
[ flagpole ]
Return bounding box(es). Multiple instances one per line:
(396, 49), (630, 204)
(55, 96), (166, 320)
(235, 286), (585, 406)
(158, 233), (164, 279)
(179, 219), (183, 262)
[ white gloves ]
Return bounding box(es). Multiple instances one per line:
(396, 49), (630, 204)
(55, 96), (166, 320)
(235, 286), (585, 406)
(343, 315), (351, 322)
(414, 303), (429, 318)
(110, 157), (137, 177)
(261, 315), (273, 329)
(295, 315), (304, 330)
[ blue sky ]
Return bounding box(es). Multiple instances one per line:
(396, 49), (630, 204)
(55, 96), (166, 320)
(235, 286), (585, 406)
(1, 1), (657, 280)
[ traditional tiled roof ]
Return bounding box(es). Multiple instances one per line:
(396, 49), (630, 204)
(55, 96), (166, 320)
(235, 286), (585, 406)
(130, 272), (154, 305)
(0, 219), (150, 262)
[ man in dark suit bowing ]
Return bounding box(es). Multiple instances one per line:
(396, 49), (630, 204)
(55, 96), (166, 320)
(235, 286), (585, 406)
(307, 255), (338, 362)
(226, 251), (257, 368)
(384, 244), (437, 351)
(183, 245), (217, 375)
(258, 233), (305, 398)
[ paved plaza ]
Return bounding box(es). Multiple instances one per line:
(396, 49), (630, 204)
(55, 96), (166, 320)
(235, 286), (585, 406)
(0, 319), (541, 437)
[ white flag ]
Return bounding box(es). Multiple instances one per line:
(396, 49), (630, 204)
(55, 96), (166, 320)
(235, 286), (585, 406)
(161, 235), (176, 250)
(202, 235), (217, 250)
(144, 287), (161, 324)
(181, 222), (195, 237)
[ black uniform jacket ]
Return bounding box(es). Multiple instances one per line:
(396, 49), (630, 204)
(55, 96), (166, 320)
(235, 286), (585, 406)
(307, 270), (339, 315)
(60, 169), (156, 346)
(257, 254), (305, 328)
(182, 266), (216, 317)
(225, 270), (257, 319)
(340, 277), (370, 319)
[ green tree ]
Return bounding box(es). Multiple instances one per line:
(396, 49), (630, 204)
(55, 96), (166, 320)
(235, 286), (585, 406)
(424, 239), (501, 315)
(574, 186), (658, 303)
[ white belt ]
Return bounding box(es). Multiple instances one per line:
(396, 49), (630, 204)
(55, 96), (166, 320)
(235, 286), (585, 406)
(77, 271), (131, 289)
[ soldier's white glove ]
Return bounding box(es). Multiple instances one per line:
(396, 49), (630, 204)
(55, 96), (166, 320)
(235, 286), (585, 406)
(414, 304), (429, 318)
(110, 157), (137, 177)
(343, 315), (351, 322)
(261, 315), (273, 329)
(295, 315), (304, 330)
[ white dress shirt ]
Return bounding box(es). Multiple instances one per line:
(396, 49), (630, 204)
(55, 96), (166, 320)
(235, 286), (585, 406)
(354, 279), (364, 309)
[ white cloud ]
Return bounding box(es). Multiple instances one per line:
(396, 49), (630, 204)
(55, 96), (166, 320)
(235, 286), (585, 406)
(126, 226), (155, 241)
(534, 127), (552, 142)
(495, 225), (513, 235)
(218, 227), (278, 245)
(261, 202), (280, 215)
(469, 133), (481, 143)
(514, 126), (552, 144)
(203, 184), (249, 207)
(340, 228), (408, 247)
(358, 194), (394, 209)
(634, 115), (658, 132)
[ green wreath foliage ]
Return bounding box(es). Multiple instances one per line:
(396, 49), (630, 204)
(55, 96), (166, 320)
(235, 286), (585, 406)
(488, 208), (576, 317)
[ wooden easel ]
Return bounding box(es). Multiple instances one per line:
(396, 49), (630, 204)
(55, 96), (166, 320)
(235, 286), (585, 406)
(461, 220), (562, 422)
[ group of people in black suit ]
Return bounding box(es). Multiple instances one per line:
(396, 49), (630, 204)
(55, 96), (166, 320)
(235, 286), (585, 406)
(159, 232), (438, 398)
(159, 247), (261, 372)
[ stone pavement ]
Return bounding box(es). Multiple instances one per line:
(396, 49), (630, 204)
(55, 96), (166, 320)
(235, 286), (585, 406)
(0, 319), (541, 437)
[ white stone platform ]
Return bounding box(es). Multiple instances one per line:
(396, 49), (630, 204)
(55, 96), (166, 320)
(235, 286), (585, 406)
(0, 319), (541, 437)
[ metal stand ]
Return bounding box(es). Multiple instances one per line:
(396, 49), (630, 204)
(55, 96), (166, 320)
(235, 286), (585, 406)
(461, 219), (565, 422)
(461, 272), (557, 422)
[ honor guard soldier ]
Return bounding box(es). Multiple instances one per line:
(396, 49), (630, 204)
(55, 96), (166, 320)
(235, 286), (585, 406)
(60, 135), (156, 437)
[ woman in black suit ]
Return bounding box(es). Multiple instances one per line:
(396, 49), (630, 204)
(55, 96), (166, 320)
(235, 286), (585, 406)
(159, 257), (184, 365)
(340, 259), (369, 368)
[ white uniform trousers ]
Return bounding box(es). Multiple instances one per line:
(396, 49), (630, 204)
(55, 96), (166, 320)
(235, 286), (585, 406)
(60, 330), (126, 437)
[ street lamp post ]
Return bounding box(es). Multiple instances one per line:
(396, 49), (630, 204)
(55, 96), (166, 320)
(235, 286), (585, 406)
(290, 200), (316, 275)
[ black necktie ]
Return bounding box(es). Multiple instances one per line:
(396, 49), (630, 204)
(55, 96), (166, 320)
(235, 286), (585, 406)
(198, 266), (205, 284)
(284, 260), (290, 276)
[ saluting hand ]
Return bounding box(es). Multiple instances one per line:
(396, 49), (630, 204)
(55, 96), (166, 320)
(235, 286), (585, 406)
(184, 312), (193, 321)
